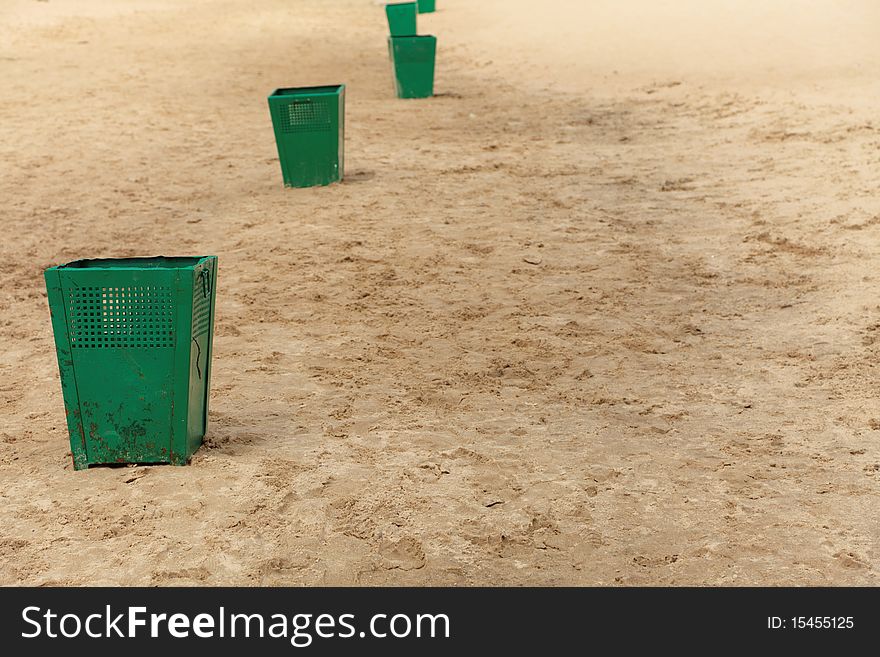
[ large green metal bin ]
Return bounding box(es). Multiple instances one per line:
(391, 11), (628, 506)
(268, 85), (345, 188)
(44, 256), (218, 469)
(417, 0), (436, 13)
(388, 35), (437, 99)
(386, 2), (418, 36)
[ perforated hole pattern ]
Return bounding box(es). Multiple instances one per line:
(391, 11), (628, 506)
(192, 271), (211, 339)
(279, 98), (332, 134)
(67, 286), (175, 349)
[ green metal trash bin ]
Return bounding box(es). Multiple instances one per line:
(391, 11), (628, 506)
(44, 256), (218, 469)
(388, 35), (437, 99)
(417, 0), (436, 13)
(268, 85), (345, 188)
(386, 2), (418, 36)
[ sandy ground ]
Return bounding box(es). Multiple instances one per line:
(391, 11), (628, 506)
(1, 0), (879, 585)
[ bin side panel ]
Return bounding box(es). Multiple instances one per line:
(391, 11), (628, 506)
(386, 3), (418, 36)
(390, 36), (437, 98)
(338, 88), (345, 180)
(169, 268), (194, 464)
(45, 269), (89, 470)
(417, 0), (436, 14)
(186, 257), (217, 457)
(59, 269), (177, 465)
(269, 93), (342, 187)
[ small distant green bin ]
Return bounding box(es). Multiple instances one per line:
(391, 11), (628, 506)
(45, 256), (218, 469)
(386, 2), (418, 36)
(268, 85), (345, 188)
(388, 35), (437, 99)
(417, 0), (436, 13)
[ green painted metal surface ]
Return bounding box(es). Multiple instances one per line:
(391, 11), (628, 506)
(45, 256), (218, 469)
(385, 2), (418, 36)
(417, 0), (436, 13)
(268, 85), (345, 188)
(388, 35), (437, 99)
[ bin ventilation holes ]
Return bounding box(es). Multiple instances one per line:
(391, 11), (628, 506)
(280, 99), (332, 133)
(192, 273), (211, 339)
(67, 286), (175, 348)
